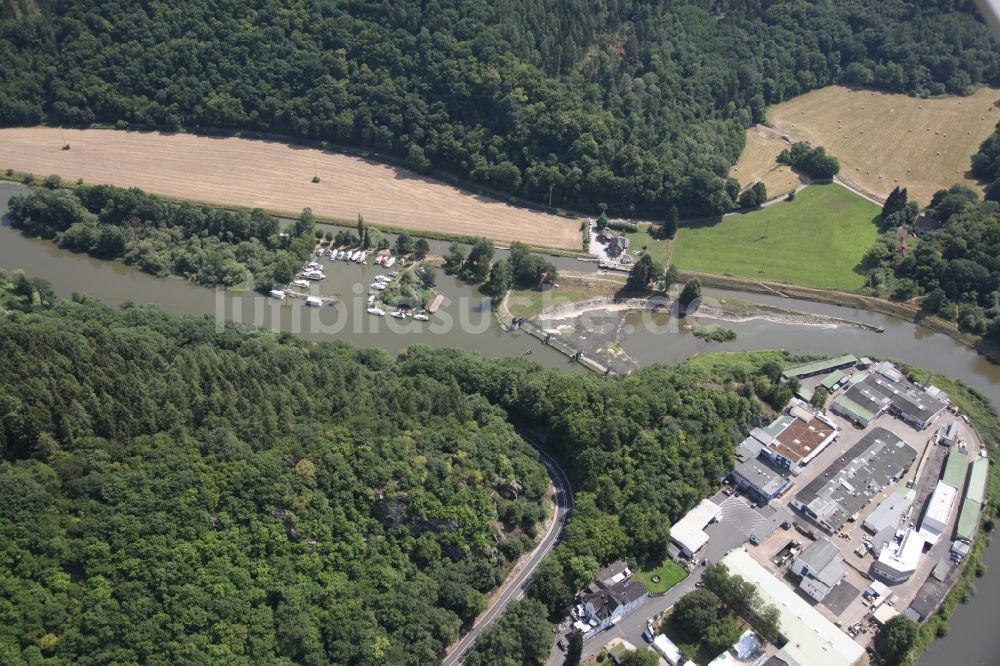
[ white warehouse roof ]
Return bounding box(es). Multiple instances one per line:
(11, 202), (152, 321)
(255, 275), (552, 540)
(919, 481), (958, 544)
(875, 528), (924, 578)
(720, 548), (865, 666)
(671, 499), (722, 556)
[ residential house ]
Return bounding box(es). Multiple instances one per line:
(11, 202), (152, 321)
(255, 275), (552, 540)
(575, 561), (648, 640)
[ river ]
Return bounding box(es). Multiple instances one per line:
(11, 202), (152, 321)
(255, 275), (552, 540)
(0, 181), (997, 662)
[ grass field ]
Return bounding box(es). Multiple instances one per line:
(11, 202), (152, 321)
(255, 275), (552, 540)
(764, 85), (1000, 205)
(633, 559), (687, 595)
(672, 183), (880, 291)
(621, 224), (671, 265)
(731, 125), (807, 197)
(0, 127), (581, 249)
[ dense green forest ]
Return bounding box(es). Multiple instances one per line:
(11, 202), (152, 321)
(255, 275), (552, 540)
(0, 267), (797, 664)
(7, 182), (314, 289)
(863, 185), (1000, 342)
(0, 273), (554, 665)
(972, 120), (1000, 201)
(1, 1), (996, 217)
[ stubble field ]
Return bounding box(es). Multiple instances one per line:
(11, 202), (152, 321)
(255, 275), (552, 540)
(761, 85), (1000, 205)
(730, 125), (808, 197)
(0, 127), (581, 249)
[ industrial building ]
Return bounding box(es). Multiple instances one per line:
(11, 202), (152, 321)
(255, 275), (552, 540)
(940, 447), (969, 491)
(872, 528), (925, 584)
(831, 371), (946, 430)
(939, 420), (961, 447)
(735, 408), (838, 475)
(781, 354), (858, 380)
(791, 428), (917, 533)
(730, 449), (790, 504)
(669, 499), (722, 560)
(956, 457), (988, 543)
(720, 549), (865, 666)
(864, 487), (916, 535)
(918, 481), (958, 544)
(790, 538), (847, 602)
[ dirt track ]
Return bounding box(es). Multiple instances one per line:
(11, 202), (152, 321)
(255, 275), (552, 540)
(0, 127), (581, 249)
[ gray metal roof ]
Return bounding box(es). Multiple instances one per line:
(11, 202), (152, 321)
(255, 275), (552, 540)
(862, 374), (947, 425)
(733, 455), (788, 495)
(797, 537), (842, 573)
(793, 427), (917, 532)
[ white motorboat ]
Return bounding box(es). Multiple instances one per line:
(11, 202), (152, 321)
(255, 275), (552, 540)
(291, 279), (310, 288)
(356, 251), (367, 263)
(384, 256), (396, 268)
(305, 296), (323, 307)
(367, 294), (376, 305)
(391, 310), (407, 319)
(370, 283), (386, 291)
(413, 312), (430, 321)
(367, 306), (385, 316)
(388, 271), (399, 277)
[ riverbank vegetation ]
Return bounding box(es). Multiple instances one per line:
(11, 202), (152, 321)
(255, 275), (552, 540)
(0, 2), (995, 218)
(7, 183), (315, 290)
(673, 183), (880, 290)
(0, 269), (552, 665)
(861, 186), (1000, 345)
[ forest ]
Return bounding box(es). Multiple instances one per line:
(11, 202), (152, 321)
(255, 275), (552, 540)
(0, 270), (553, 665)
(0, 1), (996, 218)
(0, 267), (799, 664)
(7, 181), (315, 290)
(862, 184), (1000, 342)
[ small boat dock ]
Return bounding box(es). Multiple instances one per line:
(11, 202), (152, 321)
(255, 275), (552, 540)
(428, 293), (445, 313)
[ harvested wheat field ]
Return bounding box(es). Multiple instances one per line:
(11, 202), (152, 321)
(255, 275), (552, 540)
(0, 127), (581, 249)
(761, 85), (1000, 205)
(730, 125), (808, 197)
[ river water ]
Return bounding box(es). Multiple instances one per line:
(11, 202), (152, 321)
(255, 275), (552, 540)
(0, 182), (997, 661)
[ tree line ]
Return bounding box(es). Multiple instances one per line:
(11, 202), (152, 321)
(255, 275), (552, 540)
(0, 1), (995, 218)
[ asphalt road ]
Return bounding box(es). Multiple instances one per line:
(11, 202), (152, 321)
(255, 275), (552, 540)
(439, 430), (574, 666)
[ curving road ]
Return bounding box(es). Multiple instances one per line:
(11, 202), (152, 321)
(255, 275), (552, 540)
(439, 430), (573, 666)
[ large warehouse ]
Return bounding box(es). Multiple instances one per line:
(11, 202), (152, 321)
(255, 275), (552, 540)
(791, 428), (917, 533)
